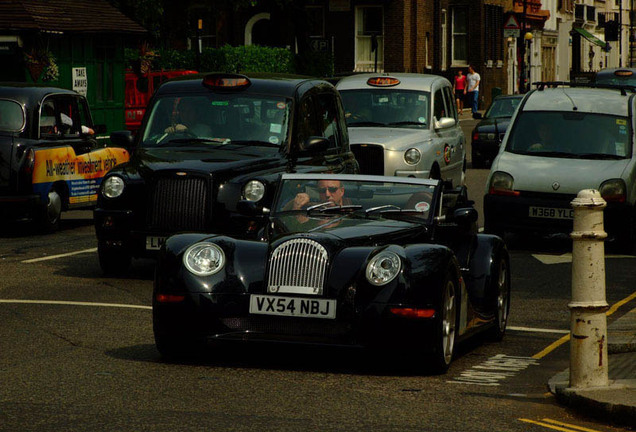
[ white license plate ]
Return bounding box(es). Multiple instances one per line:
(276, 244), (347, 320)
(528, 206), (574, 220)
(146, 236), (167, 250)
(249, 295), (336, 319)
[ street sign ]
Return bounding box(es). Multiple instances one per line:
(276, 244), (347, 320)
(504, 14), (520, 30)
(504, 29), (520, 38)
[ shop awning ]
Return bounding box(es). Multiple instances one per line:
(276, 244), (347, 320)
(573, 27), (606, 48)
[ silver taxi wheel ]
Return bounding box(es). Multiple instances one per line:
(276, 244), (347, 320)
(440, 278), (457, 365)
(46, 190), (62, 224)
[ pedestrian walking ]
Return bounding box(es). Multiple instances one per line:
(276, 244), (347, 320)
(466, 65), (481, 115)
(453, 69), (466, 115)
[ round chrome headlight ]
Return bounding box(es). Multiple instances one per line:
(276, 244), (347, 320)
(404, 148), (421, 165)
(102, 176), (125, 199)
(243, 180), (265, 202)
(183, 242), (226, 276)
(366, 251), (401, 286)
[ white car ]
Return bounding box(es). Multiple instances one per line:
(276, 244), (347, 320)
(484, 83), (636, 251)
(336, 73), (466, 186)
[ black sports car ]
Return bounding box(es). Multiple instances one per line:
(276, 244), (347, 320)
(153, 174), (510, 373)
(471, 94), (523, 168)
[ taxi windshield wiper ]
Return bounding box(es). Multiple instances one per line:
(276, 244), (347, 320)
(576, 153), (626, 160)
(347, 121), (385, 127)
(230, 140), (281, 148)
(158, 137), (229, 146)
(386, 121), (426, 127)
(522, 151), (578, 158)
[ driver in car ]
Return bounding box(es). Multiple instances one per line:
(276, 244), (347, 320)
(288, 179), (351, 210)
(164, 99), (213, 137)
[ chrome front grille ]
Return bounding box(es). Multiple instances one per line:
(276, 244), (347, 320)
(267, 238), (329, 295)
(147, 175), (209, 231)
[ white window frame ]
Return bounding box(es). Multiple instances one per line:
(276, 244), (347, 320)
(354, 5), (384, 72)
(245, 13), (271, 46)
(441, 9), (448, 70)
(451, 7), (468, 67)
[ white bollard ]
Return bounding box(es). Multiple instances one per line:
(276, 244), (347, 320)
(569, 189), (609, 388)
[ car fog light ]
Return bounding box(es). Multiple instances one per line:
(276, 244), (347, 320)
(404, 148), (421, 165)
(599, 179), (626, 203)
(366, 250), (401, 286)
(243, 180), (265, 202)
(102, 176), (125, 199)
(183, 242), (226, 276)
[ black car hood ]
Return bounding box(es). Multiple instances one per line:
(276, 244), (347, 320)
(273, 213), (427, 245)
(475, 117), (512, 133)
(132, 145), (282, 175)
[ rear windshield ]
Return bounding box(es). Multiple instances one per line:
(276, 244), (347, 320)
(0, 100), (25, 132)
(505, 111), (632, 160)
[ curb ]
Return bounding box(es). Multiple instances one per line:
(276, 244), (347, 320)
(549, 374), (636, 428)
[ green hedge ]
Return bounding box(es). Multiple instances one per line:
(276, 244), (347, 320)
(125, 45), (333, 77)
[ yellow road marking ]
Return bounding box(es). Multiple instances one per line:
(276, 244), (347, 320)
(606, 291), (636, 317)
(519, 418), (605, 432)
(541, 418), (604, 432)
(519, 418), (579, 432)
(533, 334), (570, 359)
(532, 291), (636, 359)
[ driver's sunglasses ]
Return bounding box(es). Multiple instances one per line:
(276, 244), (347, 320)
(317, 186), (341, 194)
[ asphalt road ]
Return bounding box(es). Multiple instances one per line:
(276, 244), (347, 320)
(1, 121), (635, 431)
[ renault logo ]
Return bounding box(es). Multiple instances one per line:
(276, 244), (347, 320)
(552, 182), (560, 191)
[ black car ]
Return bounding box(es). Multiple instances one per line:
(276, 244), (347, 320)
(95, 73), (359, 274)
(153, 173), (510, 373)
(0, 84), (128, 232)
(470, 94), (523, 168)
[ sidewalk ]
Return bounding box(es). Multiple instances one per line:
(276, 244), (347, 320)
(548, 306), (636, 428)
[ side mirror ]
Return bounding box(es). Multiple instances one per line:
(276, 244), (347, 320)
(236, 200), (270, 216)
(472, 112), (483, 120)
(110, 130), (134, 149)
(434, 117), (456, 130)
(452, 207), (478, 226)
(302, 136), (330, 153)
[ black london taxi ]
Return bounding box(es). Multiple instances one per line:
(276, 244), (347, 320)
(0, 84), (129, 232)
(95, 73), (359, 274)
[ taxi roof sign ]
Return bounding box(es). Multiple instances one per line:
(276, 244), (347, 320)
(203, 74), (251, 90)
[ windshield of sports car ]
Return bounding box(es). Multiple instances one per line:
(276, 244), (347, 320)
(485, 97), (522, 119)
(339, 89), (429, 128)
(273, 177), (436, 222)
(140, 95), (291, 147)
(505, 111), (632, 159)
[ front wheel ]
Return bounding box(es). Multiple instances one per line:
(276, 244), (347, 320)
(487, 255), (511, 341)
(429, 269), (458, 374)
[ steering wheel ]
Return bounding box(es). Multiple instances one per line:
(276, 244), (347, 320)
(156, 128), (197, 144)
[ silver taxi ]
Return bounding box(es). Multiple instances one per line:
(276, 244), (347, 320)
(484, 83), (636, 252)
(336, 73), (466, 186)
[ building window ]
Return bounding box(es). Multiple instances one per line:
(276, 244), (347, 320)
(306, 6), (325, 38)
(451, 7), (468, 66)
(354, 6), (384, 72)
(441, 9), (447, 70)
(485, 5), (503, 66)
